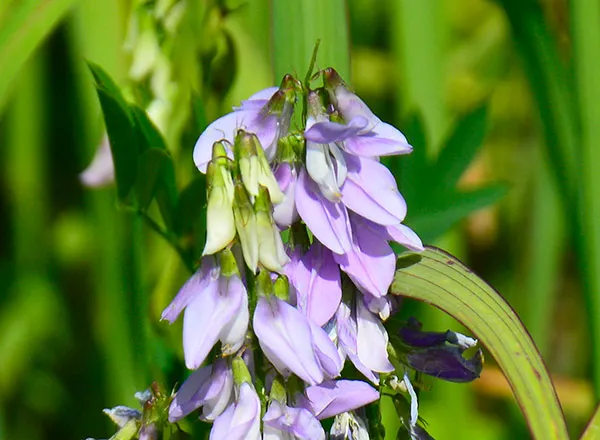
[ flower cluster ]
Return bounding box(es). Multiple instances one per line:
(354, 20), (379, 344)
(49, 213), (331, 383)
(163, 68), (428, 439)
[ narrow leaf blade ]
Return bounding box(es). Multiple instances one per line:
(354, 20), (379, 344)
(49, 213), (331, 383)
(407, 185), (507, 243)
(391, 247), (569, 440)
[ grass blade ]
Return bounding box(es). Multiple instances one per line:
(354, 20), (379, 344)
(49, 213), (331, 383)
(0, 0), (77, 113)
(392, 247), (569, 439)
(271, 0), (350, 81)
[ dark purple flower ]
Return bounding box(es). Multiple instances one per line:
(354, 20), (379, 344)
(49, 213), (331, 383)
(398, 319), (483, 383)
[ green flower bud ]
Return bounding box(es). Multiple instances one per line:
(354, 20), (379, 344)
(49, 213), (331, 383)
(219, 247), (241, 277)
(232, 357), (253, 387)
(203, 160), (235, 255)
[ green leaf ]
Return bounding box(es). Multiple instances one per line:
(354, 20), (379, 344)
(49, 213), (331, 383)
(0, 0), (77, 114)
(407, 185), (507, 243)
(89, 62), (139, 201)
(130, 105), (168, 152)
(133, 148), (174, 211)
(432, 104), (488, 190)
(391, 247), (569, 440)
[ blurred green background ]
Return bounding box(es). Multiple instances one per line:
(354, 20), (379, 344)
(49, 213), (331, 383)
(0, 0), (598, 438)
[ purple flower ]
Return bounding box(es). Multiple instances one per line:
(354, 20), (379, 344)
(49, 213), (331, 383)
(340, 154), (406, 226)
(263, 400), (325, 440)
(161, 256), (249, 369)
(193, 87), (279, 172)
(210, 382), (261, 440)
(161, 256), (219, 323)
(329, 297), (393, 383)
(298, 380), (379, 420)
(169, 359), (233, 422)
(295, 168), (353, 255)
(253, 295), (342, 385)
(293, 240), (342, 326)
(330, 301), (379, 385)
(333, 214), (396, 298)
(355, 297), (394, 373)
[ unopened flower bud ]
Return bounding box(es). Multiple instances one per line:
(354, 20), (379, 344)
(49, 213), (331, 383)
(232, 183), (259, 272)
(203, 158), (235, 255)
(236, 130), (285, 204)
(255, 187), (289, 272)
(234, 131), (260, 197)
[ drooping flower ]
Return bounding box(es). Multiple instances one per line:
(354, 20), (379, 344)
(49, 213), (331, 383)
(293, 240), (342, 326)
(253, 294), (342, 385)
(297, 380), (379, 420)
(263, 400), (326, 440)
(161, 250), (249, 369)
(210, 382), (261, 440)
(169, 359), (234, 422)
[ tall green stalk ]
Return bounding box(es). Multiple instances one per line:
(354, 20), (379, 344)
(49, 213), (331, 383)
(390, 0), (447, 150)
(571, 0), (600, 395)
(271, 0), (350, 81)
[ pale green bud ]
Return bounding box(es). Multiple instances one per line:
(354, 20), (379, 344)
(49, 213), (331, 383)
(256, 269), (274, 297)
(273, 275), (290, 301)
(203, 160), (235, 255)
(269, 376), (287, 404)
(220, 247), (241, 277)
(255, 187), (289, 272)
(233, 183), (259, 273)
(232, 357), (253, 387)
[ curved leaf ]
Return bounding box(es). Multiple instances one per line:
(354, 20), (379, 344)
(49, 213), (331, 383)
(391, 246), (568, 440)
